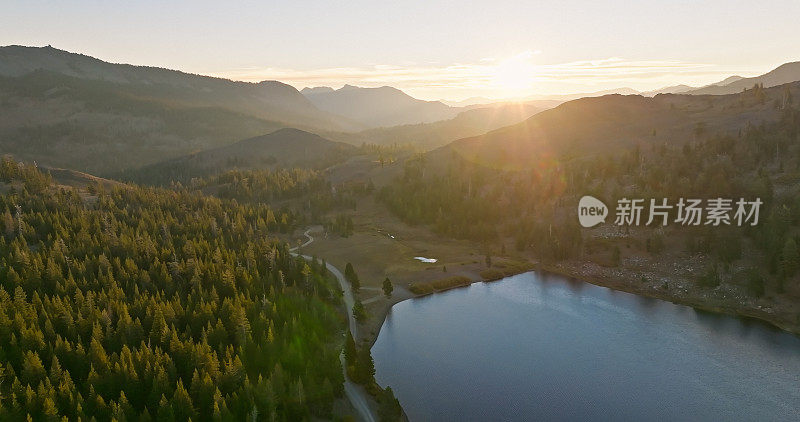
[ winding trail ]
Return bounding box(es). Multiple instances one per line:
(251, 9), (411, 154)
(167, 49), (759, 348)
(290, 229), (376, 422)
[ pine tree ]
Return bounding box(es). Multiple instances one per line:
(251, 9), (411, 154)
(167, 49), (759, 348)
(354, 346), (376, 385)
(344, 331), (357, 365)
(156, 394), (175, 422)
(172, 380), (197, 422)
(352, 301), (366, 322)
(782, 238), (799, 276)
(382, 277), (393, 298)
(344, 263), (360, 291)
(21, 351), (46, 387)
(0, 162), (347, 420)
(378, 387), (402, 421)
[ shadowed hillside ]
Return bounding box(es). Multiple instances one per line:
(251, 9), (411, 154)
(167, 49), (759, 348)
(440, 83), (799, 171)
(0, 70), (294, 174)
(326, 103), (547, 150)
(125, 128), (356, 185)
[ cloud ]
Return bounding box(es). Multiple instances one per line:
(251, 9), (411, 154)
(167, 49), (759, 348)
(205, 55), (759, 101)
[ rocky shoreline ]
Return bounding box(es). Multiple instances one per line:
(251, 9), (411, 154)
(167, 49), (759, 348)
(360, 260), (800, 350)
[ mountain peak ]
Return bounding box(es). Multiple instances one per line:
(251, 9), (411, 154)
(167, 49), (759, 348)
(713, 75), (744, 86)
(268, 127), (314, 136)
(301, 83), (458, 128)
(301, 86), (335, 95)
(684, 60), (800, 95)
(773, 61), (800, 70)
(765, 61), (800, 79)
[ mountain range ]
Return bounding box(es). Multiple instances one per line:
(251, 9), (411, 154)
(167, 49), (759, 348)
(301, 84), (458, 128)
(438, 81), (800, 171)
(446, 62), (800, 106)
(0, 45), (548, 174)
(0, 45), (358, 131)
(2, 44), (800, 182)
(324, 103), (547, 150)
(682, 62), (800, 95)
(566, 62), (800, 98)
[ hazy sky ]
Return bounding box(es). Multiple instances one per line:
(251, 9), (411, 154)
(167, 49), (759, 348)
(3, 0), (799, 101)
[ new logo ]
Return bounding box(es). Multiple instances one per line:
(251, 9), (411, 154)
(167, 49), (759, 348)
(578, 196), (608, 228)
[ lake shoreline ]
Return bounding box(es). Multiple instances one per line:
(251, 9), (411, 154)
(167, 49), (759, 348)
(361, 262), (800, 349)
(370, 268), (800, 422)
(542, 263), (800, 336)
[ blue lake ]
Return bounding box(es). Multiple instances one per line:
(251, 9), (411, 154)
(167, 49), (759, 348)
(371, 271), (800, 421)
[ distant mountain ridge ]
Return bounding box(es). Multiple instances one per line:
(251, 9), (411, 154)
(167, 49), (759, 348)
(0, 45), (359, 131)
(684, 62), (800, 95)
(714, 75), (745, 86)
(640, 84), (694, 96)
(434, 81), (800, 171)
(458, 61), (800, 102)
(641, 63), (798, 96)
(3, 44), (798, 178)
(326, 103), (547, 150)
(301, 84), (459, 128)
(0, 45), (368, 175)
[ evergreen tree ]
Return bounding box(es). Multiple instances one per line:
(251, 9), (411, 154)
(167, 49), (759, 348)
(382, 277), (393, 298)
(0, 160), (347, 420)
(378, 387), (403, 421)
(354, 346), (376, 385)
(352, 301), (366, 322)
(782, 238), (799, 276)
(344, 331), (357, 365)
(344, 262), (361, 292)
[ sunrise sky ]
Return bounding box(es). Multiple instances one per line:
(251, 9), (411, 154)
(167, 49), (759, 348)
(4, 0), (799, 101)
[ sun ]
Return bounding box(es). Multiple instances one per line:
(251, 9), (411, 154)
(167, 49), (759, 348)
(491, 52), (538, 95)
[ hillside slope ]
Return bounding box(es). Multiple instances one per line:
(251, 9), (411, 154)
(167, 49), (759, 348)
(127, 128), (356, 184)
(326, 103), (547, 150)
(440, 83), (800, 170)
(686, 62), (800, 95)
(0, 70), (289, 174)
(0, 46), (368, 174)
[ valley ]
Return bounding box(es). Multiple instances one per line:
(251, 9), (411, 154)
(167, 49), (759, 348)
(2, 41), (800, 421)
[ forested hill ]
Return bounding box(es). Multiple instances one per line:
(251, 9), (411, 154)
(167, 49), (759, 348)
(379, 82), (800, 328)
(0, 157), (346, 420)
(123, 128), (356, 186)
(439, 82), (799, 171)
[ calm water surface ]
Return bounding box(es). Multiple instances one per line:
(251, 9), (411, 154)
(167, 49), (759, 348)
(371, 271), (800, 421)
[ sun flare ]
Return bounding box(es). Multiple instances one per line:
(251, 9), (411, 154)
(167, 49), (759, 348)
(490, 52), (538, 94)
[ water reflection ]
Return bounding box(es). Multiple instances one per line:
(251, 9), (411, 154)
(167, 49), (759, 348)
(372, 271), (800, 422)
